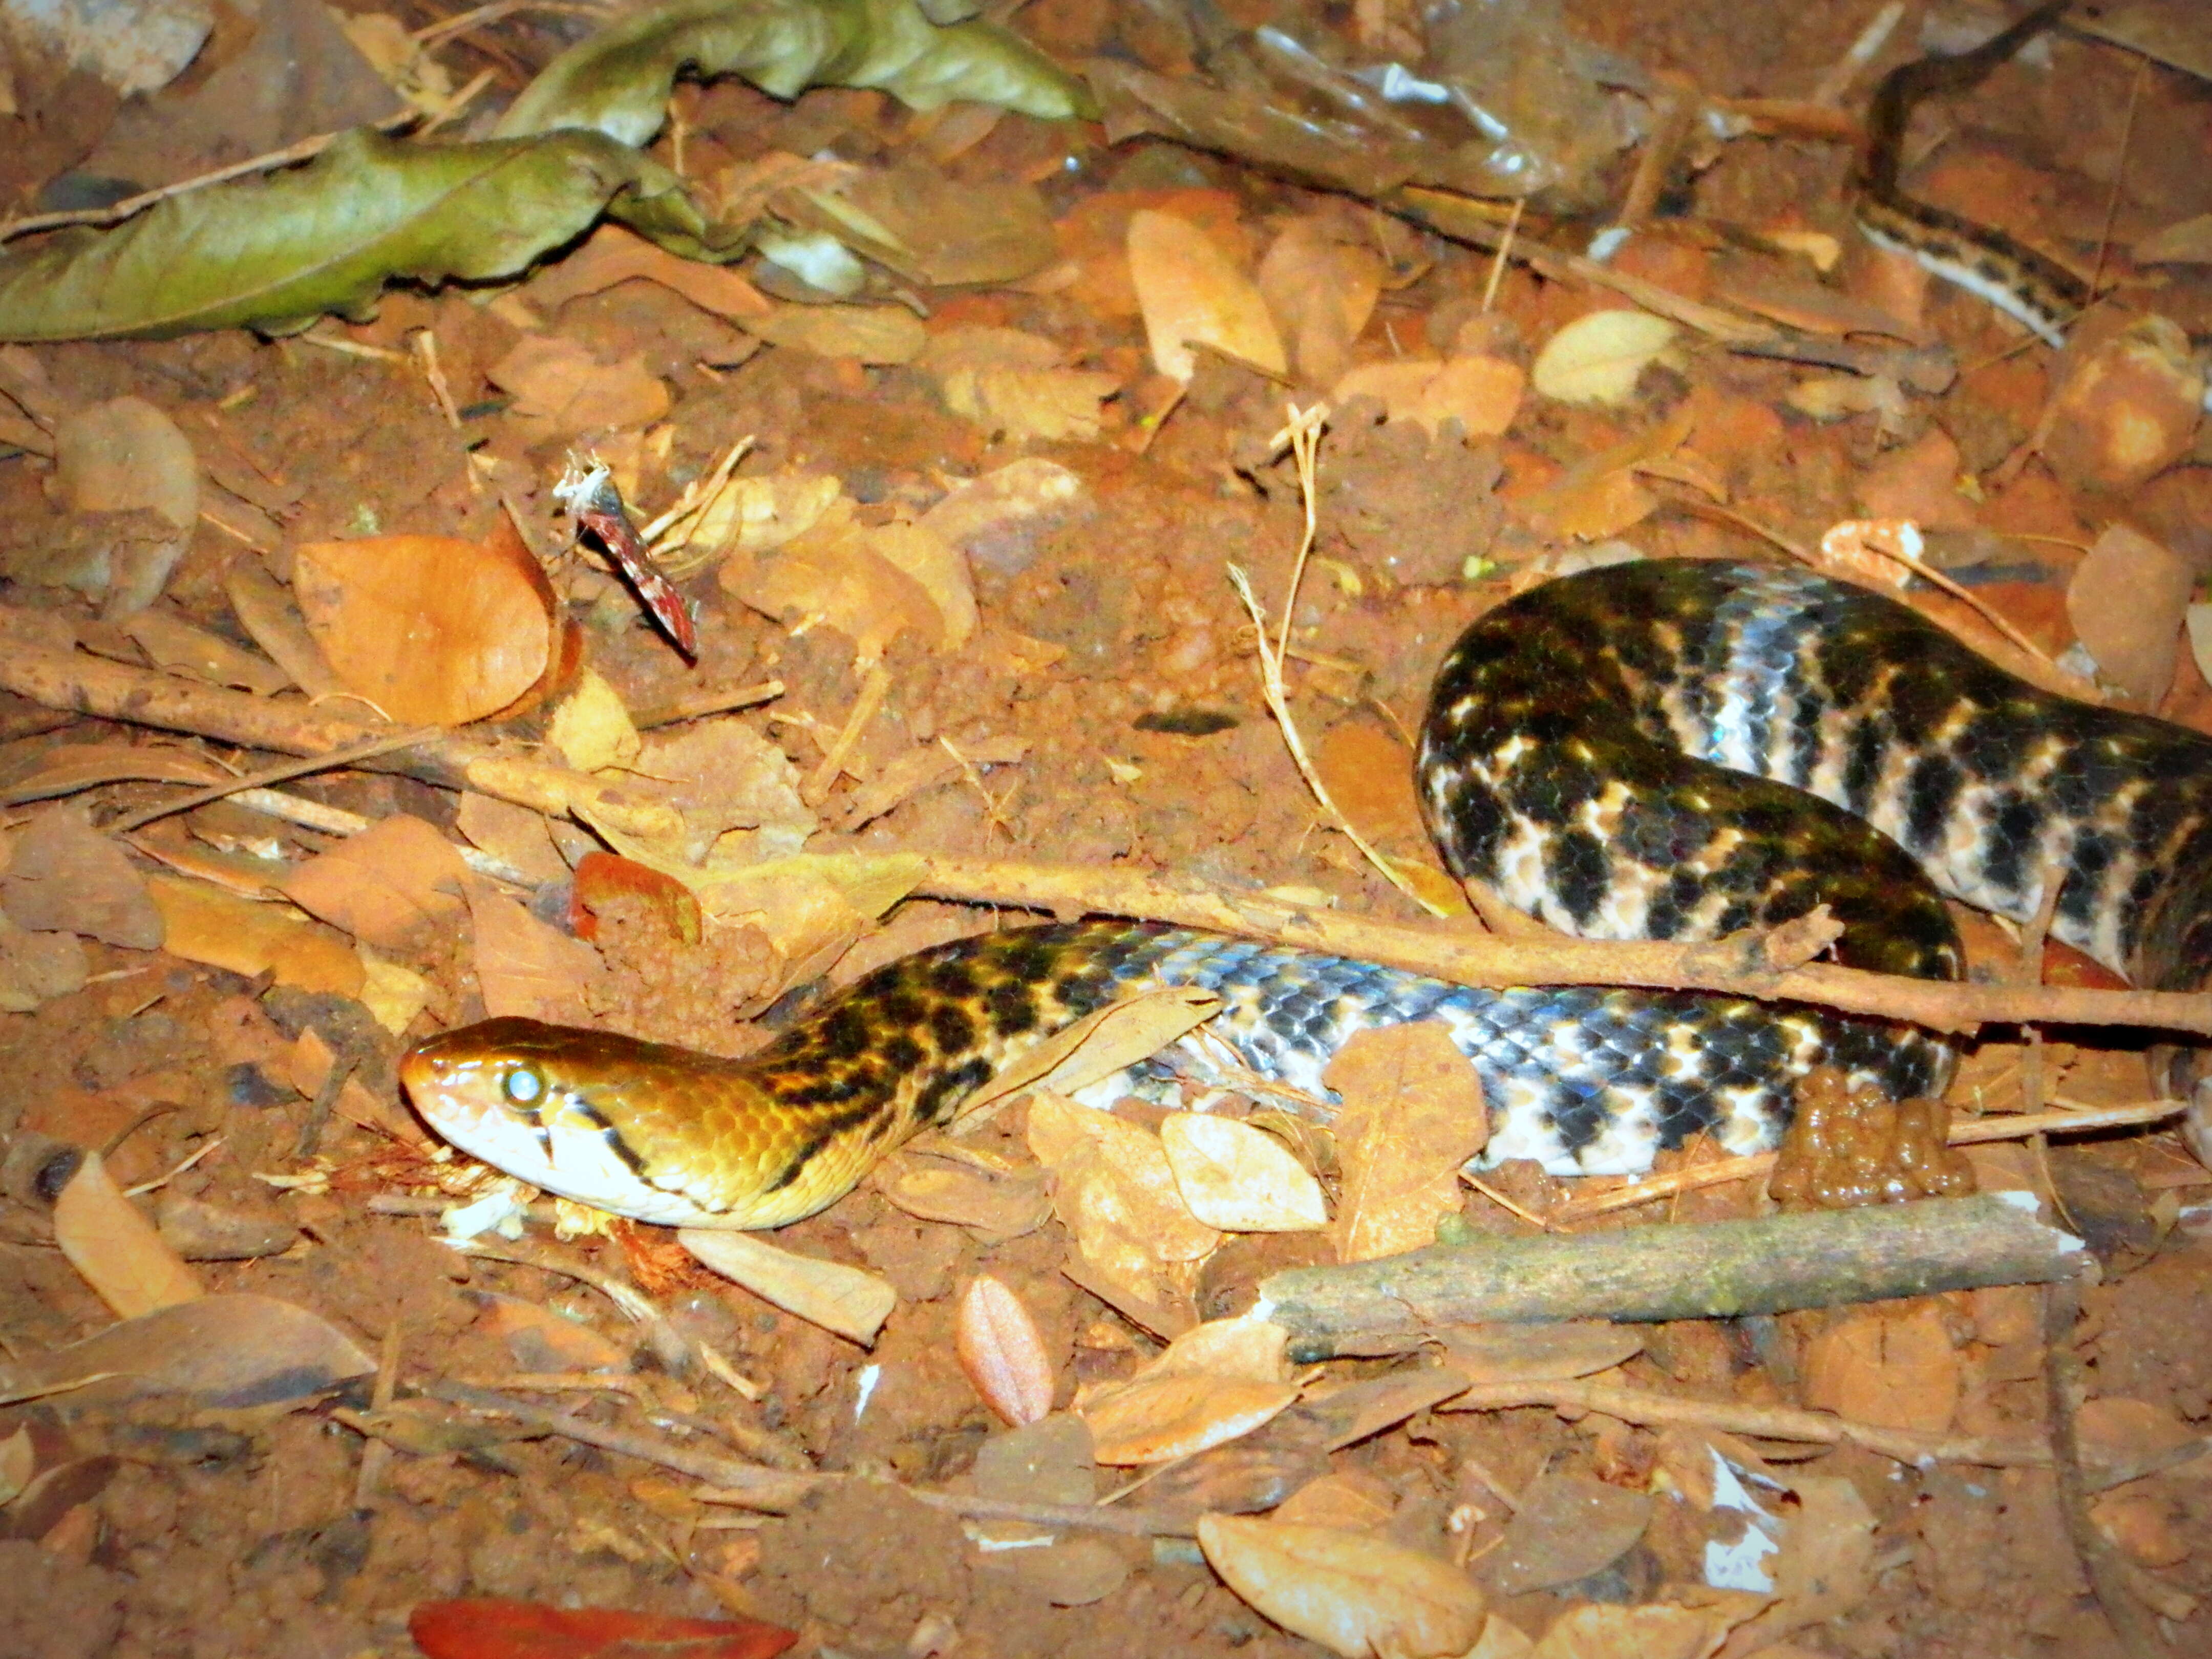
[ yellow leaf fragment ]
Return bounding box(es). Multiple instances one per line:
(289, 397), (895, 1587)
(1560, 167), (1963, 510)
(549, 668), (643, 773)
(1530, 310), (1679, 407)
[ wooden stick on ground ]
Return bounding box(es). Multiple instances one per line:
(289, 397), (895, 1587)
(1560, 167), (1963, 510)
(917, 855), (2212, 1039)
(1255, 1192), (2082, 1360)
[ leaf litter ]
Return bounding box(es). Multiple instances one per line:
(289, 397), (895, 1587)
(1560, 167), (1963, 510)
(1, 0), (2210, 1654)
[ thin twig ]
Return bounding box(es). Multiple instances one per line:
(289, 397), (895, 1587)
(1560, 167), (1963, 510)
(107, 726), (440, 834)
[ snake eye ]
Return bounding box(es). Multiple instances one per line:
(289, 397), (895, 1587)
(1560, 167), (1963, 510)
(502, 1066), (546, 1108)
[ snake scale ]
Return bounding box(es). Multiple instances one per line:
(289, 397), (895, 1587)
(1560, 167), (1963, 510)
(401, 559), (2212, 1229)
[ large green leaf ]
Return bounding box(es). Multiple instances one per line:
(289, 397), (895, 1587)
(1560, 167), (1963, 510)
(496, 0), (1095, 146)
(0, 127), (722, 342)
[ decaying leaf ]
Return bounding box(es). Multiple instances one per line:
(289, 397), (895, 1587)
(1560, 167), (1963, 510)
(0, 908), (89, 1012)
(955, 1273), (1055, 1424)
(1257, 217), (1384, 389)
(224, 557), (346, 699)
(1160, 1112), (1328, 1233)
(680, 1228), (897, 1345)
(1197, 1513), (1488, 1659)
(52, 395), (199, 611)
(495, 0), (1094, 148)
(721, 514), (943, 664)
(0, 127), (726, 343)
(1716, 1475), (1874, 1655)
(875, 1149), (1052, 1240)
(0, 800), (164, 948)
(0, 742), (226, 808)
(464, 876), (602, 1024)
(1530, 309), (1679, 407)
(489, 333), (672, 437)
(1331, 356), (1525, 438)
(53, 1151), (205, 1319)
(1801, 1304), (1960, 1434)
(1325, 1023), (1488, 1263)
(0, 1293), (374, 1411)
(1127, 209), (1286, 384)
(550, 669), (646, 775)
(293, 517), (558, 726)
(1481, 1472), (1653, 1598)
(120, 608), (289, 695)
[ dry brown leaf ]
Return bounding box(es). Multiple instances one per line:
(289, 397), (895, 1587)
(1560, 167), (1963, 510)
(672, 470), (845, 567)
(0, 907), (89, 1012)
(919, 459), (1088, 561)
(1126, 209), (1286, 384)
(1, 800), (163, 948)
(1272, 1471), (1399, 1532)
(1136, 1312), (1292, 1385)
(2041, 316), (2205, 494)
(278, 813), (468, 952)
(1196, 1514), (1488, 1659)
(938, 364), (1122, 443)
(1530, 310), (1678, 407)
(487, 333), (671, 435)
(627, 719), (815, 869)
(1325, 1023), (1488, 1263)
(53, 1151), (205, 1319)
(1531, 1602), (1738, 1659)
(748, 304), (928, 364)
(833, 161), (1059, 289)
(721, 516), (942, 665)
(53, 395), (198, 613)
(523, 223), (772, 321)
(956, 1274), (1056, 1426)
(1083, 1371), (1297, 1465)
(633, 850), (920, 970)
(1161, 1112), (1327, 1232)
(1330, 357), (1525, 439)
(1257, 218), (1384, 389)
(1715, 1474), (1874, 1656)
(1801, 1304), (1960, 1434)
(876, 1152), (1051, 1240)
(0, 742), (226, 807)
(145, 873), (365, 995)
(2068, 523), (2192, 705)
(2136, 212), (2212, 264)
(1431, 1323), (1645, 1385)
(120, 609), (289, 695)
(1026, 1092), (1220, 1314)
(1466, 1614), (1538, 1659)
(463, 875), (600, 1024)
(224, 557), (346, 699)
(679, 1229), (896, 1346)
(1483, 1473), (1654, 1598)
(454, 793), (572, 886)
(0, 1293), (373, 1411)
(869, 521), (977, 649)
(293, 519), (556, 726)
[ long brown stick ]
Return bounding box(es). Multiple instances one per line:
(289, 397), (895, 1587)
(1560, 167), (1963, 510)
(0, 632), (682, 839)
(918, 855), (2212, 1039)
(1256, 1193), (2082, 1360)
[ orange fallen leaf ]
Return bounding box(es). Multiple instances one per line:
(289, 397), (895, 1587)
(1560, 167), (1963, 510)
(1083, 1371), (1297, 1465)
(145, 873), (364, 996)
(53, 1151), (204, 1319)
(720, 516), (942, 666)
(408, 1598), (796, 1659)
(1126, 209), (1286, 384)
(2068, 523), (2191, 705)
(1330, 356), (1524, 438)
(1196, 1514), (1488, 1658)
(1026, 1092), (1219, 1317)
(1325, 1023), (1488, 1263)
(570, 852), (702, 946)
(0, 800), (163, 948)
(487, 333), (672, 435)
(956, 1273), (1056, 1426)
(1801, 1304), (1960, 1434)
(293, 519), (558, 726)
(464, 876), (601, 1024)
(679, 1229), (896, 1346)
(524, 223), (773, 322)
(278, 813), (469, 952)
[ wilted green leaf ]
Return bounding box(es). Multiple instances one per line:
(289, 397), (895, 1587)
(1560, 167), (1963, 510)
(496, 0), (1095, 147)
(0, 127), (723, 343)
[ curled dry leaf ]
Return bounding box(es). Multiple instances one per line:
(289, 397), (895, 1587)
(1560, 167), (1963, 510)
(53, 1151), (205, 1320)
(1325, 1023), (1488, 1264)
(1160, 1113), (1328, 1233)
(1196, 1514), (1488, 1659)
(523, 222), (773, 321)
(2068, 523), (2192, 706)
(1083, 1371), (1298, 1466)
(569, 852), (703, 946)
(955, 1274), (1056, 1425)
(1530, 309), (1679, 407)
(680, 1228), (897, 1346)
(1126, 209), (1286, 384)
(292, 516), (557, 726)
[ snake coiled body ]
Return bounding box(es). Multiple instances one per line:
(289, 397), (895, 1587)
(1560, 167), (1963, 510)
(402, 560), (2212, 1228)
